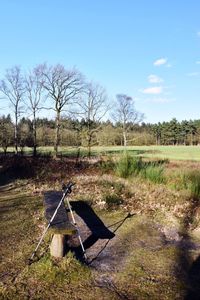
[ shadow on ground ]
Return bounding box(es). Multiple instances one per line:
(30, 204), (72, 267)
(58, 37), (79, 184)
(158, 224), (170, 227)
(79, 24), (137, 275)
(0, 156), (36, 186)
(185, 255), (200, 299)
(65, 201), (134, 264)
(174, 196), (200, 299)
(0, 155), (90, 187)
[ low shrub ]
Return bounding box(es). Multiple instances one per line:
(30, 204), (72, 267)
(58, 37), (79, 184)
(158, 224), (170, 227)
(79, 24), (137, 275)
(103, 192), (124, 209)
(100, 179), (125, 193)
(114, 181), (125, 194)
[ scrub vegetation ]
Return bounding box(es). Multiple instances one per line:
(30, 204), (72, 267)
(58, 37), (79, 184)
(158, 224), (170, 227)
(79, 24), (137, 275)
(1, 151), (200, 299)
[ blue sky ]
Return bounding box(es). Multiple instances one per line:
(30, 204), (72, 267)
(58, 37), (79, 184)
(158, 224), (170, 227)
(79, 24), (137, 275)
(0, 0), (200, 123)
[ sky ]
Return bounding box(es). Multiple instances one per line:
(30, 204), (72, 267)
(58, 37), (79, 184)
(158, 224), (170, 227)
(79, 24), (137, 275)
(0, 0), (200, 123)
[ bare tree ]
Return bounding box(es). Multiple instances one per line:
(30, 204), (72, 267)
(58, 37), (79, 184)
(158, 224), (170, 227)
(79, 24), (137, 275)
(77, 82), (109, 157)
(0, 66), (25, 153)
(113, 94), (144, 147)
(25, 65), (45, 156)
(41, 64), (84, 157)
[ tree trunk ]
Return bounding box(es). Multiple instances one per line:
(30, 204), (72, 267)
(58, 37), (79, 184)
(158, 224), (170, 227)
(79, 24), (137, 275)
(122, 121), (127, 148)
(14, 110), (18, 154)
(3, 147), (7, 156)
(33, 110), (37, 157)
(123, 130), (127, 148)
(156, 134), (160, 145)
(190, 133), (193, 145)
(54, 110), (61, 157)
(88, 138), (92, 158)
(87, 120), (92, 158)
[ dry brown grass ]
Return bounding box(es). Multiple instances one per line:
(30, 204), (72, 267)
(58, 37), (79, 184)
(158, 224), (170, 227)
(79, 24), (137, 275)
(1, 156), (200, 299)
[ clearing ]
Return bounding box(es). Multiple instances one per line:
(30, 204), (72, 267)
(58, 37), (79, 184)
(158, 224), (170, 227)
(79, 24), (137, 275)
(1, 155), (200, 299)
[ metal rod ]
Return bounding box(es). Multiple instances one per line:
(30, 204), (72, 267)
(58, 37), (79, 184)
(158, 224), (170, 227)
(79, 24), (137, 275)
(65, 197), (87, 260)
(30, 183), (74, 261)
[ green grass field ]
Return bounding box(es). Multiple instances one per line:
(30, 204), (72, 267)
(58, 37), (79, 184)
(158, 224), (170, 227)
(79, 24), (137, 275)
(1, 145), (200, 161)
(121, 145), (200, 161)
(34, 145), (200, 161)
(91, 145), (200, 161)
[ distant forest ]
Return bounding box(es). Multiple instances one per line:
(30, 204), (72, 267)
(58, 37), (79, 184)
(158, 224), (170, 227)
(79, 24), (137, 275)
(0, 115), (200, 153)
(0, 64), (199, 156)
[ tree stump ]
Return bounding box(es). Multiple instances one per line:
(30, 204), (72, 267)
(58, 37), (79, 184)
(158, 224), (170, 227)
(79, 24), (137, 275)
(50, 234), (65, 258)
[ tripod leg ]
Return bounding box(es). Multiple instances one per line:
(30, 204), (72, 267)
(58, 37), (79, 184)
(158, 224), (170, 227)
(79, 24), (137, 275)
(66, 199), (87, 260)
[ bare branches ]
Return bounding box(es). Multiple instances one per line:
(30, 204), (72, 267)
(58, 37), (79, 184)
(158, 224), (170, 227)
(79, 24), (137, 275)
(24, 65), (46, 156)
(25, 65), (46, 115)
(113, 94), (144, 147)
(77, 82), (109, 122)
(0, 66), (25, 115)
(0, 66), (25, 153)
(39, 64), (85, 156)
(41, 64), (85, 111)
(76, 82), (109, 157)
(114, 94), (143, 124)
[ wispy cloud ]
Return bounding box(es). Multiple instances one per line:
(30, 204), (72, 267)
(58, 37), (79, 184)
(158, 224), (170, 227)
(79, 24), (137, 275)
(153, 58), (167, 66)
(145, 97), (175, 104)
(142, 86), (163, 95)
(197, 31), (200, 37)
(148, 74), (163, 83)
(196, 61), (200, 64)
(187, 72), (200, 77)
(166, 63), (172, 68)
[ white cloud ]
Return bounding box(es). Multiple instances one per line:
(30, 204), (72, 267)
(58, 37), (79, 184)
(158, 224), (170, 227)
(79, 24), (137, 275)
(197, 31), (200, 37)
(153, 58), (167, 66)
(148, 74), (163, 83)
(142, 86), (163, 94)
(187, 72), (200, 77)
(196, 61), (200, 64)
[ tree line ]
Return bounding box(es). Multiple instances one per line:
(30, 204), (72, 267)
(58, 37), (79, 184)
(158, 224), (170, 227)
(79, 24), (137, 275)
(0, 64), (199, 156)
(152, 118), (200, 146)
(0, 114), (199, 155)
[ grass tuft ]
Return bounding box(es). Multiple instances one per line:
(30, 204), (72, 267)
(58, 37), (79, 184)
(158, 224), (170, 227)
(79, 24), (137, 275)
(142, 165), (166, 184)
(115, 152), (166, 184)
(182, 170), (200, 199)
(115, 153), (143, 178)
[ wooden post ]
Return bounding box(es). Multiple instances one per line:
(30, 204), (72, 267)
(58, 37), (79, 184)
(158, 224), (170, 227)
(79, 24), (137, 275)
(44, 191), (77, 258)
(50, 234), (65, 258)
